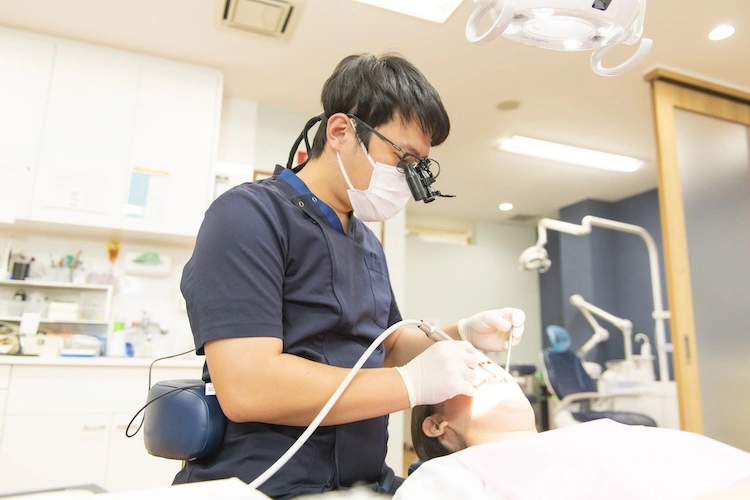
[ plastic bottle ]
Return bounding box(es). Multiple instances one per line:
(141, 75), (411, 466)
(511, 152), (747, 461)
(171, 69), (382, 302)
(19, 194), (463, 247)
(106, 321), (127, 357)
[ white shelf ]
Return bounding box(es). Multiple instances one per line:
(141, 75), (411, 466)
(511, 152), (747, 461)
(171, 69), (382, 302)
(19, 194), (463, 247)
(0, 279), (112, 291)
(0, 316), (109, 325)
(0, 278), (114, 336)
(0, 219), (197, 248)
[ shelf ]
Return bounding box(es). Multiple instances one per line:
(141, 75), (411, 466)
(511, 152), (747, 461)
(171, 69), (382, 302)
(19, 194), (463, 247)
(0, 219), (197, 249)
(0, 278), (114, 334)
(0, 279), (113, 292)
(0, 316), (109, 325)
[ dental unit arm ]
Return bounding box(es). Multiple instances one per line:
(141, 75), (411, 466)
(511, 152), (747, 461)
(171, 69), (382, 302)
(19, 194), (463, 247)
(570, 293), (632, 361)
(519, 215), (671, 382)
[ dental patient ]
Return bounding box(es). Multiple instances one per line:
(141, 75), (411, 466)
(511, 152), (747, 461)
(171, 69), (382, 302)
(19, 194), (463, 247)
(395, 367), (750, 499)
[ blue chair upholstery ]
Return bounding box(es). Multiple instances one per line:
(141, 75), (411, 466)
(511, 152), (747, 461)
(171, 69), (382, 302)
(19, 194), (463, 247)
(143, 379), (227, 461)
(407, 460), (424, 476)
(545, 325), (572, 353)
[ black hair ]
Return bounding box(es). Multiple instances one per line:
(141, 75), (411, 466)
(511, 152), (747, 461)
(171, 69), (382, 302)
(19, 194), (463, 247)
(308, 52), (450, 160)
(410, 404), (453, 461)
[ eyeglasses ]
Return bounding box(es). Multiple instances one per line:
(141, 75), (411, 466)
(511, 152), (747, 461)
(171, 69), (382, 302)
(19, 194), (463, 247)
(347, 114), (441, 175)
(347, 114), (454, 203)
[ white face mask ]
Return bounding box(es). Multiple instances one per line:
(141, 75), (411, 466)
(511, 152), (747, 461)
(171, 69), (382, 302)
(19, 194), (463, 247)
(336, 143), (412, 222)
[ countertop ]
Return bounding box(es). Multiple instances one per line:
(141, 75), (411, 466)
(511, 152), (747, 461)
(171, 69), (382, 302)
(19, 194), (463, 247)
(0, 353), (205, 368)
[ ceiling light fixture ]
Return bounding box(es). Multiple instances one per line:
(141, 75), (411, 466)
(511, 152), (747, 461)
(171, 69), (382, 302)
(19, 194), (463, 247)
(465, 0), (653, 76)
(497, 135), (644, 172)
(499, 203), (514, 211)
(708, 24), (736, 41)
(354, 0), (462, 24)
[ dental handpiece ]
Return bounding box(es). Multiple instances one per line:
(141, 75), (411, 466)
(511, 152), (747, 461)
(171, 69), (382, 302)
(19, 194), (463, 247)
(417, 321), (503, 378)
(417, 321), (454, 342)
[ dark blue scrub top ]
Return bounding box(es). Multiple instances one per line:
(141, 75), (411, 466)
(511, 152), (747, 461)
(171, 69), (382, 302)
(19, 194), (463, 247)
(175, 165), (403, 498)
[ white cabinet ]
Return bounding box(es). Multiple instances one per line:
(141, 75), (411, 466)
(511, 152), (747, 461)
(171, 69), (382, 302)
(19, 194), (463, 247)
(0, 27), (223, 239)
(0, 279), (113, 341)
(30, 42), (141, 229)
(599, 380), (681, 429)
(0, 413), (110, 492)
(0, 365), (9, 443)
(0, 28), (55, 222)
(106, 412), (181, 491)
(0, 361), (204, 495)
(121, 59), (222, 236)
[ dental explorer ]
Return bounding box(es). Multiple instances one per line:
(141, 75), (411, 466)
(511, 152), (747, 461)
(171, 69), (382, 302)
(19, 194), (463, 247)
(417, 321), (507, 378)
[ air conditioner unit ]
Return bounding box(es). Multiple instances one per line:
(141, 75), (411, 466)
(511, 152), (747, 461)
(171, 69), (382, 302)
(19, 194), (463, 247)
(406, 225), (473, 245)
(222, 0), (294, 37)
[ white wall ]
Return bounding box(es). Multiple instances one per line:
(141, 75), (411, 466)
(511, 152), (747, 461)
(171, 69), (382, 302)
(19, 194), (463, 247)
(403, 219), (542, 366)
(217, 97), (257, 165)
(253, 104), (312, 173)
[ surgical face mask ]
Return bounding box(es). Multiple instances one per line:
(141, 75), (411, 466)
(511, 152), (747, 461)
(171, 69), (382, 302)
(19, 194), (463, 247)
(335, 143), (412, 222)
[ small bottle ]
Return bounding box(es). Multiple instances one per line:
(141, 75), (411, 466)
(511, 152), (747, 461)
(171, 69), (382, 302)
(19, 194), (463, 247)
(106, 321), (127, 357)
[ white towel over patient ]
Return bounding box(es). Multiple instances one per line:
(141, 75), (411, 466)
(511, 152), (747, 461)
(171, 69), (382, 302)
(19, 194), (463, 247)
(396, 419), (750, 500)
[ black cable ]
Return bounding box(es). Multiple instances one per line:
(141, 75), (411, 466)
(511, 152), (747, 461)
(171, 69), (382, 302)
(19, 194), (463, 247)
(286, 114), (325, 172)
(125, 348), (199, 438)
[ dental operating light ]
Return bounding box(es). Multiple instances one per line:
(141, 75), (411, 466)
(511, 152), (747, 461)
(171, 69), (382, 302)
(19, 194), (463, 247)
(466, 0), (653, 76)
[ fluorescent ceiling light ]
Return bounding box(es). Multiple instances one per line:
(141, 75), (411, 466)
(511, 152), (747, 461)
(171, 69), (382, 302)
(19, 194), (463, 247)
(354, 0), (462, 24)
(498, 203), (514, 211)
(497, 135), (644, 172)
(708, 24), (736, 41)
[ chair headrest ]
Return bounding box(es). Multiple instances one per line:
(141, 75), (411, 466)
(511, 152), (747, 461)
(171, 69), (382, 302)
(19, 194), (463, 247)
(545, 325), (571, 352)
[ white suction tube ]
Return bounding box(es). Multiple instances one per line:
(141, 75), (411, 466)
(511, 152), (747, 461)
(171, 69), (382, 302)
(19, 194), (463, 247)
(247, 319), (422, 490)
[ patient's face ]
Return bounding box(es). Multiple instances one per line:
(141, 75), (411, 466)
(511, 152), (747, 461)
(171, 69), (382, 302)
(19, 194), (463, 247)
(427, 365), (536, 449)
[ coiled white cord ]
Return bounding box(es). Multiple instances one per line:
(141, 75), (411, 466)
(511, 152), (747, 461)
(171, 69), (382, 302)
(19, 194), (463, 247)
(247, 319), (422, 490)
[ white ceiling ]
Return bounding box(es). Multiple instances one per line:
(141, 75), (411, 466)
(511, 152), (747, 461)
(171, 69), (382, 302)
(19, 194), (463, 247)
(1, 0), (748, 225)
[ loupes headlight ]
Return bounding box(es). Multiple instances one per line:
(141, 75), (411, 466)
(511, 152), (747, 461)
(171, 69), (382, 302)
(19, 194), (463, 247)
(399, 157), (455, 204)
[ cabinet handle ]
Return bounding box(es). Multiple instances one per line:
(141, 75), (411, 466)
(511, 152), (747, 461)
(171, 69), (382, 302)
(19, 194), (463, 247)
(82, 424), (107, 432)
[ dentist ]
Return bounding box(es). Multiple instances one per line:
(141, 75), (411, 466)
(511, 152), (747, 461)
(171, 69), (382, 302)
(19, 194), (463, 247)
(175, 52), (525, 499)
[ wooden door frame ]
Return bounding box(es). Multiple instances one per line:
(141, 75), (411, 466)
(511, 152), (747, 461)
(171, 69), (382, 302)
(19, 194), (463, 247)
(645, 68), (750, 433)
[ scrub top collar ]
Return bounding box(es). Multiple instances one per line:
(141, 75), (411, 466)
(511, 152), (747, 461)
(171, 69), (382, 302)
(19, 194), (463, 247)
(276, 166), (345, 235)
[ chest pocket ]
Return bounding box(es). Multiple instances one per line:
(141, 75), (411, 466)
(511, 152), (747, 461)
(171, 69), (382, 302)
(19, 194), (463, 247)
(364, 254), (390, 329)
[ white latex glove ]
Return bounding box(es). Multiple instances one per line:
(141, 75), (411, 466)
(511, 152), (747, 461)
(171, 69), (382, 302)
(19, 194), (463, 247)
(395, 341), (487, 407)
(457, 308), (525, 352)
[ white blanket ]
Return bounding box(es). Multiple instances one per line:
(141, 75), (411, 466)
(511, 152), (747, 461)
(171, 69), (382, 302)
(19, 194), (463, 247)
(395, 419), (750, 500)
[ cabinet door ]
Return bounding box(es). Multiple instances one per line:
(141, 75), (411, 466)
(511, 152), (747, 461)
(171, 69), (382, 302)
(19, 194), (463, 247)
(30, 42), (140, 228)
(0, 28), (55, 222)
(0, 414), (109, 494)
(104, 413), (182, 491)
(121, 60), (222, 236)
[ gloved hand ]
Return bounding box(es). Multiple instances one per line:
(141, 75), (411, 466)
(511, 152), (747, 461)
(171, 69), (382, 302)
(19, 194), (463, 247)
(395, 341), (488, 407)
(458, 308), (525, 352)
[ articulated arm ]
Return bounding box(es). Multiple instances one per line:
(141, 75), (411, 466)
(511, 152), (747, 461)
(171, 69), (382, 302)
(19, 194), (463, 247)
(570, 294), (632, 361)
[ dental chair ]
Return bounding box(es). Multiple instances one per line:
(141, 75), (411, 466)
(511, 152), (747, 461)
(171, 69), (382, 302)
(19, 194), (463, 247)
(541, 325), (657, 429)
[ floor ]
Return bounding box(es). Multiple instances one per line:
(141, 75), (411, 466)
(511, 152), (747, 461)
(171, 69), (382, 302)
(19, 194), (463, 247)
(402, 447), (418, 477)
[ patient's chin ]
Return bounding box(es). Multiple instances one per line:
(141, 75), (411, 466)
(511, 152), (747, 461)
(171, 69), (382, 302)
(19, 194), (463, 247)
(471, 378), (532, 418)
